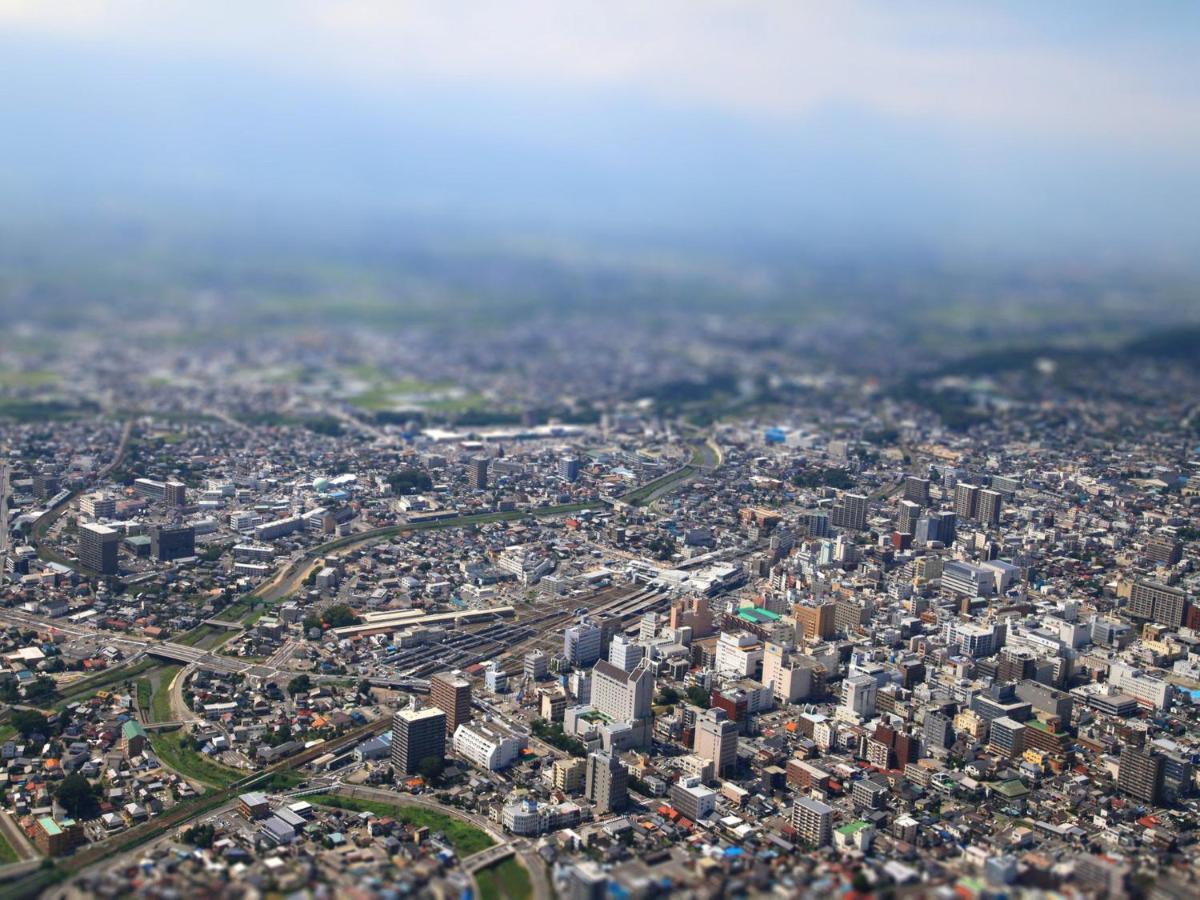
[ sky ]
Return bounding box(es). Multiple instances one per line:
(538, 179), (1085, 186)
(2, 1), (1199, 263)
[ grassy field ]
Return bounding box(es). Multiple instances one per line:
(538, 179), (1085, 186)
(307, 794), (494, 855)
(148, 664), (182, 722)
(151, 731), (242, 789)
(221, 595), (275, 623)
(174, 625), (235, 650)
(0, 828), (19, 864)
(474, 857), (532, 900)
(56, 657), (159, 706)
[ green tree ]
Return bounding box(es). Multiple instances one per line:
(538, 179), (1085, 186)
(23, 676), (59, 705)
(55, 772), (100, 818)
(417, 755), (446, 783)
(12, 709), (49, 737)
(183, 823), (216, 848)
(387, 468), (433, 495)
(287, 674), (312, 696)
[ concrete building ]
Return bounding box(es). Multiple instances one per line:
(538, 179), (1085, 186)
(391, 705), (446, 776)
(585, 750), (628, 813)
(792, 797), (834, 847)
(431, 671), (472, 737)
(694, 707), (738, 777)
(452, 721), (525, 771)
(78, 522), (119, 575)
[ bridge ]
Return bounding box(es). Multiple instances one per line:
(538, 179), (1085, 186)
(145, 643), (260, 674)
(462, 842), (516, 873)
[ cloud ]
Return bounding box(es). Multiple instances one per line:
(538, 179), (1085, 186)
(3, 1), (1198, 149)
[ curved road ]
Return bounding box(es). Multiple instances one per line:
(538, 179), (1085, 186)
(329, 784), (551, 900)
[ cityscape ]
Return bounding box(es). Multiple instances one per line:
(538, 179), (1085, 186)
(2, 3), (1200, 900)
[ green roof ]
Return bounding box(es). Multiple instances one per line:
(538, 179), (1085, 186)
(992, 780), (1031, 798)
(122, 720), (147, 739)
(836, 820), (871, 835)
(736, 607), (782, 623)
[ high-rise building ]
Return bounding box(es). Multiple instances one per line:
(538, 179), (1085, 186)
(164, 480), (187, 506)
(431, 671), (472, 737)
(897, 499), (922, 535)
(585, 750), (628, 813)
(1128, 580), (1187, 628)
(795, 603), (836, 642)
(923, 710), (953, 751)
(843, 674), (878, 719)
(592, 660), (654, 724)
(608, 635), (644, 672)
(1118, 743), (1164, 805)
(987, 717), (1027, 758)
(391, 705), (446, 775)
(564, 622), (603, 668)
(903, 476), (931, 505)
(935, 510), (957, 544)
(792, 797), (834, 847)
(694, 707), (738, 777)
(977, 489), (1002, 526)
(150, 524), (195, 561)
(1145, 535), (1183, 567)
(78, 522), (119, 575)
(954, 483), (980, 521)
(469, 456), (490, 490)
(558, 456), (581, 482)
(831, 492), (868, 530)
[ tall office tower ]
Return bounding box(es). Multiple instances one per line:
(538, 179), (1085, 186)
(1145, 535), (1183, 566)
(977, 489), (1002, 526)
(469, 456), (490, 490)
(897, 500), (922, 535)
(563, 622), (603, 668)
(585, 750), (629, 813)
(78, 522), (119, 575)
(694, 707), (738, 777)
(831, 492), (868, 530)
(431, 671), (472, 737)
(391, 704), (446, 775)
(608, 635), (644, 672)
(592, 660), (653, 722)
(792, 797), (834, 847)
(934, 511), (957, 545)
(1118, 743), (1164, 805)
(923, 710), (953, 750)
(903, 476), (931, 505)
(558, 456), (581, 482)
(564, 863), (609, 900)
(150, 524), (195, 561)
(843, 674), (878, 719)
(795, 602), (836, 642)
(954, 483), (980, 521)
(164, 480), (188, 506)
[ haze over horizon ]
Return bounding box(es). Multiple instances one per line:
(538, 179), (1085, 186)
(3, 1), (1199, 267)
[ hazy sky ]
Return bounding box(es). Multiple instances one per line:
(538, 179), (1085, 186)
(2, 1), (1198, 261)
